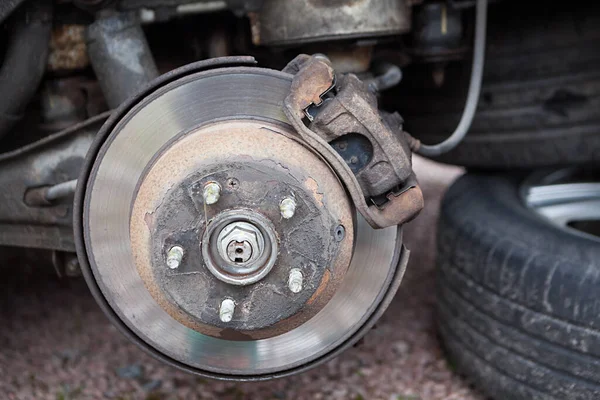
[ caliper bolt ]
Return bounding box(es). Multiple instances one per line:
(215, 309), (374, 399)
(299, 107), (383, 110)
(166, 245), (184, 269)
(280, 197), (296, 219)
(219, 298), (235, 322)
(203, 181), (221, 205)
(288, 268), (304, 293)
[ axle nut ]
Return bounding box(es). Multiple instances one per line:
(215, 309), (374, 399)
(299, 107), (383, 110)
(217, 222), (264, 265)
(226, 240), (253, 263)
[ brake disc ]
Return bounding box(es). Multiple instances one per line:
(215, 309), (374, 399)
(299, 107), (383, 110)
(75, 58), (408, 379)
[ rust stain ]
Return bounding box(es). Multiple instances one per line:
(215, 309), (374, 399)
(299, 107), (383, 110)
(129, 120), (355, 339)
(304, 177), (324, 207)
(286, 56), (335, 118)
(143, 212), (155, 231)
(247, 12), (261, 46)
(48, 25), (89, 71)
(307, 269), (331, 305)
(370, 185), (424, 228)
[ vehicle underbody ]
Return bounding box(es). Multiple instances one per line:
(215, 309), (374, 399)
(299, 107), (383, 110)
(2, 0), (600, 394)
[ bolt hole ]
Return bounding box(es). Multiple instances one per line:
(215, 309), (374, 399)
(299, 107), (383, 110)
(335, 225), (345, 241)
(227, 178), (240, 189)
(235, 248), (244, 254)
(235, 257), (243, 263)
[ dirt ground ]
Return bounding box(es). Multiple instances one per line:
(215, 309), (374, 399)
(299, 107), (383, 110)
(0, 156), (483, 400)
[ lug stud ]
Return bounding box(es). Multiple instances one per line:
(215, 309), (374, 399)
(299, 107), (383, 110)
(219, 298), (235, 322)
(288, 268), (303, 293)
(280, 197), (296, 219)
(203, 181), (221, 205)
(166, 245), (184, 269)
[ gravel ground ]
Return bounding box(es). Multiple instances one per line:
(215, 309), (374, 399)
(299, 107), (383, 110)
(0, 156), (483, 400)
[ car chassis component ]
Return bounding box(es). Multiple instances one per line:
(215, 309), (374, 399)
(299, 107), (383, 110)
(69, 56), (421, 379)
(0, 54), (422, 379)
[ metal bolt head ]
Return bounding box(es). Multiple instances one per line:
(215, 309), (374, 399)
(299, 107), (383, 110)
(166, 245), (184, 269)
(203, 181), (221, 205)
(280, 197), (296, 219)
(65, 257), (81, 277)
(219, 298), (235, 322)
(217, 222), (265, 266)
(288, 268), (303, 293)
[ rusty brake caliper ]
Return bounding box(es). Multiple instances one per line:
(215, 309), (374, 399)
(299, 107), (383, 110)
(283, 54), (424, 229)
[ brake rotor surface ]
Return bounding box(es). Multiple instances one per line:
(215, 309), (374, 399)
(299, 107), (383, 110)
(77, 64), (407, 379)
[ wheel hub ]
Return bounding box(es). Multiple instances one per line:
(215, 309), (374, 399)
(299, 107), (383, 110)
(129, 119), (355, 338)
(205, 210), (277, 286)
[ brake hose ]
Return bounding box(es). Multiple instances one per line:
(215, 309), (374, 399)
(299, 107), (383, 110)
(415, 0), (488, 157)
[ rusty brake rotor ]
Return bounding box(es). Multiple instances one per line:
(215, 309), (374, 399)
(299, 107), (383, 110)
(75, 57), (410, 379)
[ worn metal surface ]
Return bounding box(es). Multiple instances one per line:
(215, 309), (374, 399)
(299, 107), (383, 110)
(118, 0), (232, 10)
(166, 245), (184, 269)
(51, 250), (82, 277)
(0, 113), (110, 251)
(41, 77), (109, 130)
(311, 74), (414, 197)
(40, 78), (88, 131)
(283, 55), (423, 229)
(137, 1), (229, 22)
(202, 181), (221, 205)
(76, 63), (406, 379)
(252, 0), (412, 46)
(48, 25), (89, 71)
(364, 63), (403, 93)
(327, 46), (373, 74)
(86, 11), (159, 108)
(129, 120), (354, 339)
(24, 179), (78, 207)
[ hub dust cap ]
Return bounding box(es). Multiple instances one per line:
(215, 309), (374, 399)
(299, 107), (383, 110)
(203, 210), (278, 286)
(77, 66), (405, 379)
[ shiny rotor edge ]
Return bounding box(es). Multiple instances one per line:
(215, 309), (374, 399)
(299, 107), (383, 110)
(78, 217), (407, 380)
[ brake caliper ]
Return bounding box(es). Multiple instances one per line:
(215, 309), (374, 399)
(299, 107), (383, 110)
(283, 54), (424, 229)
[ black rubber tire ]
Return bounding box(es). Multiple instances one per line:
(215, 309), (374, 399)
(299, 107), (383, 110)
(436, 172), (600, 400)
(394, 1), (600, 169)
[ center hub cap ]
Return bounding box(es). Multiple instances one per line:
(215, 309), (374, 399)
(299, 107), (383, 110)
(204, 210), (278, 286)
